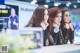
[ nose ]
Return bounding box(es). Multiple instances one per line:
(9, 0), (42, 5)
(67, 16), (70, 20)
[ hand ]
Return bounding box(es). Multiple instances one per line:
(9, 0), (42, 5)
(40, 22), (46, 30)
(13, 19), (17, 25)
(40, 22), (49, 30)
(45, 39), (49, 46)
(64, 23), (70, 29)
(8, 20), (11, 24)
(44, 22), (49, 28)
(8, 20), (11, 28)
(69, 23), (74, 31)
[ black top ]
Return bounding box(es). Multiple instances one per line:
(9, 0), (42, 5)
(49, 27), (63, 45)
(43, 27), (49, 46)
(61, 27), (74, 44)
(62, 28), (74, 38)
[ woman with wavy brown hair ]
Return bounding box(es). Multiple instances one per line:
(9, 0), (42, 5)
(48, 7), (63, 45)
(61, 9), (74, 44)
(25, 6), (49, 46)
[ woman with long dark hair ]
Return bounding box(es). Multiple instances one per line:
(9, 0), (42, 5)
(25, 6), (49, 46)
(48, 7), (63, 45)
(61, 9), (74, 44)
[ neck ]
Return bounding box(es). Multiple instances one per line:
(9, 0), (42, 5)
(65, 23), (69, 25)
(53, 23), (59, 28)
(44, 20), (47, 23)
(12, 14), (15, 17)
(65, 22), (69, 24)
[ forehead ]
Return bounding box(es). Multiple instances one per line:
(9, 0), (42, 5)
(11, 9), (15, 12)
(64, 11), (70, 15)
(44, 9), (48, 12)
(57, 12), (62, 16)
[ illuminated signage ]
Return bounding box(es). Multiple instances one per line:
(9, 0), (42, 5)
(0, 9), (8, 14)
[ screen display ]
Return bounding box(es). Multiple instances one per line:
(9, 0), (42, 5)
(0, 4), (19, 30)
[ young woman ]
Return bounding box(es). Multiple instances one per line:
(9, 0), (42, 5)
(61, 9), (74, 44)
(48, 7), (63, 45)
(25, 6), (49, 46)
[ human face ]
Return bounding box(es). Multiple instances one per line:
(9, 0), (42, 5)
(11, 8), (16, 16)
(63, 11), (70, 23)
(53, 12), (62, 25)
(44, 9), (49, 21)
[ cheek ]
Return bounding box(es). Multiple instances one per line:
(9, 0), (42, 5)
(47, 16), (49, 20)
(54, 18), (58, 23)
(68, 17), (70, 21)
(44, 15), (49, 20)
(59, 17), (62, 22)
(64, 17), (67, 22)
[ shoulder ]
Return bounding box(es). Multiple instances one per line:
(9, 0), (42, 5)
(15, 15), (18, 18)
(9, 15), (12, 18)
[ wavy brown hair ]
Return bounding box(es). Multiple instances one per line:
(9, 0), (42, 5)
(60, 9), (71, 29)
(26, 6), (47, 27)
(48, 7), (62, 34)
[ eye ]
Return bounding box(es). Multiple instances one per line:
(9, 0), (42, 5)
(56, 15), (59, 18)
(65, 15), (68, 17)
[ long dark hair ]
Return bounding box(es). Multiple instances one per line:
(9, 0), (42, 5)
(60, 9), (71, 29)
(48, 7), (62, 34)
(26, 6), (47, 27)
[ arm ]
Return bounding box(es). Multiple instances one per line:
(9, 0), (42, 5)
(69, 23), (74, 31)
(8, 16), (11, 28)
(40, 21), (49, 30)
(13, 16), (19, 27)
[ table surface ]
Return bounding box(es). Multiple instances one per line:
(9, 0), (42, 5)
(35, 44), (80, 53)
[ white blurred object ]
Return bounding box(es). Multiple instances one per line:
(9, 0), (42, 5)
(31, 0), (37, 4)
(53, 27), (59, 33)
(74, 29), (80, 36)
(74, 29), (80, 44)
(66, 2), (71, 7)
(44, 5), (49, 8)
